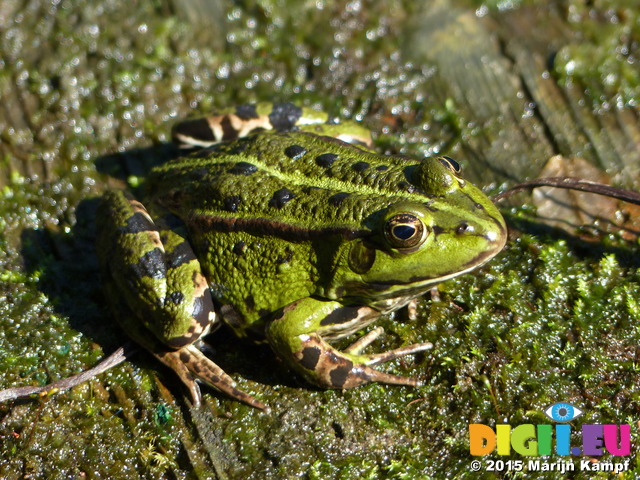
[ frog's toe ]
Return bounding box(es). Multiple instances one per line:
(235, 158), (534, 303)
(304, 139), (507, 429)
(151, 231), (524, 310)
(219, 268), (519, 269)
(156, 349), (203, 406)
(313, 354), (423, 390)
(356, 367), (424, 388)
(343, 327), (432, 363)
(362, 342), (433, 366)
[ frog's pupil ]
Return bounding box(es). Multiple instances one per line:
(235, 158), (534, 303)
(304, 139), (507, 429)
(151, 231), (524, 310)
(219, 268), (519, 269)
(393, 225), (416, 240)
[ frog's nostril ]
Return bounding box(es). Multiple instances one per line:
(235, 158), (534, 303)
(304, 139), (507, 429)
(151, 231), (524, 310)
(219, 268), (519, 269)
(456, 223), (474, 235)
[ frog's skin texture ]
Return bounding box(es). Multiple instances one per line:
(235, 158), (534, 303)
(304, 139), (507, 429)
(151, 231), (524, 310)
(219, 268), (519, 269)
(97, 102), (507, 411)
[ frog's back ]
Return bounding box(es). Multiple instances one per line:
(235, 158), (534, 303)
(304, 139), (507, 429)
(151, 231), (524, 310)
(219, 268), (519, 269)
(148, 131), (424, 230)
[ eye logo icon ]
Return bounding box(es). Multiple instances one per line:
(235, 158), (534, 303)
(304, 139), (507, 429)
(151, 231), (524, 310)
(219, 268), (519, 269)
(544, 403), (583, 422)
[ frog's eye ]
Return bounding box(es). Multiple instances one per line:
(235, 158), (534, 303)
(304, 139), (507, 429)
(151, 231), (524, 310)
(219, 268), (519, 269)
(384, 214), (427, 250)
(543, 403), (583, 423)
(438, 156), (461, 174)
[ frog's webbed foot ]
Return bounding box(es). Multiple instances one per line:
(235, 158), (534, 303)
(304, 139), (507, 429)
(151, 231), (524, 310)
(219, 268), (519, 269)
(294, 331), (431, 389)
(156, 347), (269, 411)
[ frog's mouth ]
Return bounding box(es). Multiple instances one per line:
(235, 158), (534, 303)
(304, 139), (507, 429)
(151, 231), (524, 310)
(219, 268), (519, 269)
(350, 236), (505, 301)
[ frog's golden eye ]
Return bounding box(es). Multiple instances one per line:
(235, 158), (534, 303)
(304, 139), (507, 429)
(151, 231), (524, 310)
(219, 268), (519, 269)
(438, 156), (461, 174)
(384, 214), (427, 250)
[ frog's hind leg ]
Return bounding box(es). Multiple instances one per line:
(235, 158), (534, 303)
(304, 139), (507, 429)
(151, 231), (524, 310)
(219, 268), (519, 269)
(97, 190), (268, 410)
(171, 102), (373, 149)
(266, 298), (431, 390)
(104, 283), (268, 410)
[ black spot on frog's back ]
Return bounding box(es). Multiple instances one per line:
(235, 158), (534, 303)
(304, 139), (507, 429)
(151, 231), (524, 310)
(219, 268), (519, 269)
(351, 161), (369, 172)
(233, 240), (247, 255)
(284, 144), (307, 160)
(224, 195), (242, 212)
(228, 161), (258, 175)
(269, 188), (296, 209)
(329, 192), (350, 207)
(397, 181), (416, 193)
(315, 153), (338, 168)
(276, 248), (293, 264)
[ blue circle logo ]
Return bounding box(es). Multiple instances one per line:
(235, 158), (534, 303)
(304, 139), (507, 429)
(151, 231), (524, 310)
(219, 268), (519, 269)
(544, 403), (583, 422)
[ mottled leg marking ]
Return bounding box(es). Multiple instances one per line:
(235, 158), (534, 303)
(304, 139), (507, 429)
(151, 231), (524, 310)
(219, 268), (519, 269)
(295, 333), (428, 389)
(155, 350), (201, 406)
(98, 191), (216, 348)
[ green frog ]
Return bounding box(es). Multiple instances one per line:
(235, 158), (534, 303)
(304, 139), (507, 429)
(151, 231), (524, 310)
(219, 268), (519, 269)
(97, 102), (507, 411)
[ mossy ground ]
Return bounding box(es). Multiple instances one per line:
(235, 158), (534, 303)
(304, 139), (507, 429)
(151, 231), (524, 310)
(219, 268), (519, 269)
(1, 0), (640, 479)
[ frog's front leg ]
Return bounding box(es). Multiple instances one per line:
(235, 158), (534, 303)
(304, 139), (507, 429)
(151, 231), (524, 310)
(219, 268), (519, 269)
(97, 191), (267, 410)
(265, 298), (431, 389)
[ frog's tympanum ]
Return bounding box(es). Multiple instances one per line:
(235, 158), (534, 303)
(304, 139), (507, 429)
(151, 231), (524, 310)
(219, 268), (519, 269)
(97, 103), (506, 410)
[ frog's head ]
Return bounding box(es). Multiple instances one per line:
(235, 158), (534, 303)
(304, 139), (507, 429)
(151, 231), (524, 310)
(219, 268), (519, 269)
(333, 156), (507, 303)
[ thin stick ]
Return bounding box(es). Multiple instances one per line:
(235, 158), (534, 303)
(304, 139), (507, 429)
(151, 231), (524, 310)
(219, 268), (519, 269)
(0, 344), (137, 403)
(493, 177), (640, 206)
